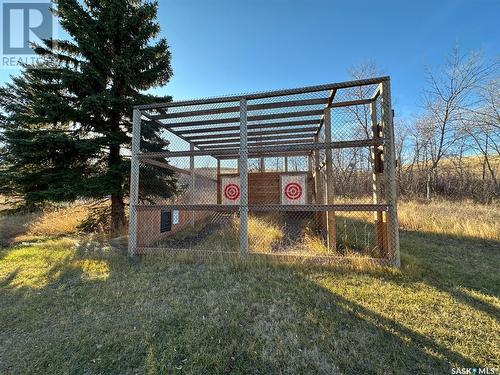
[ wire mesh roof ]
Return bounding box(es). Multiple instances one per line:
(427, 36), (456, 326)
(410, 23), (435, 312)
(136, 76), (388, 158)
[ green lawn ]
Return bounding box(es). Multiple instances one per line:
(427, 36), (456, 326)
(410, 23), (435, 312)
(0, 229), (499, 374)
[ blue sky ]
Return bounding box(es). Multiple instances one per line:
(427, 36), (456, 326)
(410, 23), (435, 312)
(1, 0), (499, 120)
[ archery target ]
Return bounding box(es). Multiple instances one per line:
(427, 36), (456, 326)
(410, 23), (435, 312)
(221, 177), (240, 204)
(281, 174), (306, 204)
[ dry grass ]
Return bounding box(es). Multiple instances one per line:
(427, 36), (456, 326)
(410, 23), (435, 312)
(23, 203), (91, 237)
(0, 201), (97, 246)
(189, 214), (285, 254)
(300, 232), (329, 254)
(247, 214), (284, 253)
(398, 199), (500, 241)
(168, 199), (500, 260)
(0, 211), (39, 246)
(438, 154), (500, 173)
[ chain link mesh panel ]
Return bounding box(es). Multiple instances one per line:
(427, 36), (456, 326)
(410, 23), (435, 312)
(130, 77), (400, 266)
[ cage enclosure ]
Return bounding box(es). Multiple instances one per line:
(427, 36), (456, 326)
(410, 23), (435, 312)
(129, 76), (400, 267)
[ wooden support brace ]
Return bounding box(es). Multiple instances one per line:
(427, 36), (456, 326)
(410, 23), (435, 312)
(370, 101), (385, 255)
(189, 143), (195, 227)
(324, 109), (336, 251)
(216, 159), (221, 204)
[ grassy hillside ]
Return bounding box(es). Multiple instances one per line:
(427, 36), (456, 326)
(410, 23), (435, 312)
(0, 200), (499, 374)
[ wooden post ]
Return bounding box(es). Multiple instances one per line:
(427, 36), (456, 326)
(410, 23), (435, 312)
(313, 135), (323, 204)
(370, 101), (385, 254)
(313, 135), (325, 237)
(128, 109), (141, 257)
(324, 109), (336, 251)
(239, 99), (249, 257)
(189, 143), (195, 226)
(381, 79), (400, 267)
(216, 158), (221, 204)
(259, 157), (265, 172)
(284, 156), (288, 172)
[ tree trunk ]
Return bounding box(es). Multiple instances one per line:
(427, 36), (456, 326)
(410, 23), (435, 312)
(109, 140), (126, 236)
(426, 170), (432, 200)
(111, 193), (126, 236)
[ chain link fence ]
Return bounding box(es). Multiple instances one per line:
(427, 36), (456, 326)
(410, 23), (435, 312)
(129, 77), (400, 266)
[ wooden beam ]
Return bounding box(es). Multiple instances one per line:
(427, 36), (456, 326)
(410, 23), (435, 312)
(185, 126), (319, 141)
(135, 76), (390, 110)
(248, 109), (323, 122)
(200, 138), (314, 150)
(137, 139), (384, 158)
(141, 112), (194, 147)
(249, 98), (327, 111)
(155, 109), (323, 128)
(313, 134), (325, 242)
(194, 133), (316, 145)
(152, 97), (329, 119)
(371, 83), (382, 100)
(141, 158), (190, 175)
(239, 98), (249, 257)
(217, 151), (311, 160)
(381, 80), (400, 266)
(316, 89), (337, 135)
(330, 98), (373, 107)
(160, 116), (237, 128)
(313, 135), (323, 204)
(176, 120), (320, 135)
(135, 203), (390, 212)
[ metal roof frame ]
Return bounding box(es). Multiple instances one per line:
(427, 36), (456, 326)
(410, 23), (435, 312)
(135, 76), (388, 159)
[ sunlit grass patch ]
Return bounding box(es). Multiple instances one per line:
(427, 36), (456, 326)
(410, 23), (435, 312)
(0, 238), (110, 289)
(75, 259), (110, 281)
(0, 239), (76, 289)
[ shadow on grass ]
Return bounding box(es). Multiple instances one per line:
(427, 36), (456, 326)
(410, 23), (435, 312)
(0, 227), (498, 373)
(0, 268), (19, 288)
(398, 229), (500, 319)
(142, 261), (479, 374)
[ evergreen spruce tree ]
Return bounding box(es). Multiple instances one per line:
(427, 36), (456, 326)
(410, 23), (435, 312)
(0, 0), (176, 234)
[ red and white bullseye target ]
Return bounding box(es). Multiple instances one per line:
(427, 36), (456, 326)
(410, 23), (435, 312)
(284, 182), (302, 200)
(281, 174), (307, 205)
(221, 177), (240, 204)
(224, 183), (240, 200)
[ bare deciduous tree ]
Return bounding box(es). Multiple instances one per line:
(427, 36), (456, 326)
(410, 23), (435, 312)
(459, 77), (500, 199)
(420, 47), (496, 199)
(328, 52), (499, 203)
